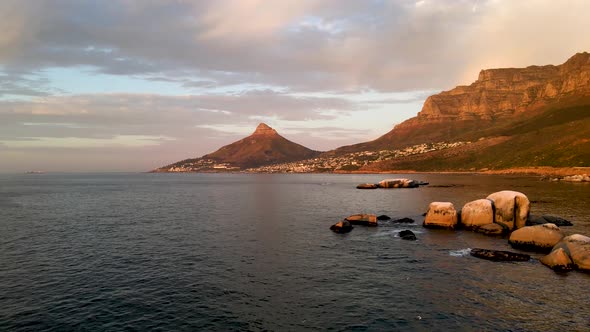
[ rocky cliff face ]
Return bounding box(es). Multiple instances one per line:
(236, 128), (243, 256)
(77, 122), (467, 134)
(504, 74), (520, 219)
(335, 52), (590, 153)
(415, 52), (590, 122)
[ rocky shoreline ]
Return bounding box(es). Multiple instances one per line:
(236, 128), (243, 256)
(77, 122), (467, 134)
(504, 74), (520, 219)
(332, 179), (590, 274)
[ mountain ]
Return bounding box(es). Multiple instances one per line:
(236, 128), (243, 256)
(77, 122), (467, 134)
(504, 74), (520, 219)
(154, 123), (320, 172)
(335, 52), (590, 153)
(332, 52), (590, 171)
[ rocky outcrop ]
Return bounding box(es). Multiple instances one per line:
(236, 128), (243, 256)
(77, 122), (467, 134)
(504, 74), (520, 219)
(470, 248), (530, 262)
(399, 230), (417, 241)
(561, 174), (590, 182)
(378, 178), (419, 188)
(345, 214), (378, 227)
(423, 202), (458, 229)
(461, 199), (494, 229)
(550, 234), (590, 271)
(376, 215), (391, 221)
(330, 220), (353, 233)
(486, 191), (530, 231)
(539, 248), (574, 272)
(508, 223), (564, 252)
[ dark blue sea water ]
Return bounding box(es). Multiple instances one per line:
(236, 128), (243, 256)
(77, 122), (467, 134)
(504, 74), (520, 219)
(1, 173), (589, 331)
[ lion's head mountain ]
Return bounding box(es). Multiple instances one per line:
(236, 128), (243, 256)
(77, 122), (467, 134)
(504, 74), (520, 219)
(155, 52), (590, 173)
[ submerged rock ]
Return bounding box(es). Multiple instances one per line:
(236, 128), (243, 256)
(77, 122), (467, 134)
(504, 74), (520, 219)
(376, 215), (391, 221)
(461, 199), (494, 229)
(508, 223), (564, 252)
(527, 215), (573, 227)
(423, 202), (458, 229)
(470, 248), (530, 262)
(399, 230), (417, 241)
(540, 248), (574, 272)
(330, 220), (353, 233)
(345, 214), (378, 227)
(356, 183), (379, 189)
(486, 190), (530, 231)
(475, 223), (506, 236)
(378, 178), (419, 188)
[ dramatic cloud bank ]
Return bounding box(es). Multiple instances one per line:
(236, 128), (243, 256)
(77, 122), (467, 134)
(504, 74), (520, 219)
(1, 0), (589, 171)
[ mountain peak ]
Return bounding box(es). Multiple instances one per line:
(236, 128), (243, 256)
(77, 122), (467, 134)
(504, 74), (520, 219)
(252, 123), (277, 136)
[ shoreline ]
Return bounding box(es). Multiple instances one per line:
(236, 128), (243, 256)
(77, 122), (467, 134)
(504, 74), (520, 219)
(151, 166), (590, 177)
(334, 167), (590, 177)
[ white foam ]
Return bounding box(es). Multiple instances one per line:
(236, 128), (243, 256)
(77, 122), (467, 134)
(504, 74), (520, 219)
(449, 248), (472, 257)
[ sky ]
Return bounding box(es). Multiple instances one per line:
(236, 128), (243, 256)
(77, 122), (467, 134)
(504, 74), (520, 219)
(1, 0), (589, 172)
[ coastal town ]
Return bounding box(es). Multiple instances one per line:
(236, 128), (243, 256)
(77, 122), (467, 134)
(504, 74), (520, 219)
(156, 141), (471, 173)
(246, 141), (470, 173)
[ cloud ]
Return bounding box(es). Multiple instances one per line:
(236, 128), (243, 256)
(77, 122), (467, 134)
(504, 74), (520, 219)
(2, 0), (587, 93)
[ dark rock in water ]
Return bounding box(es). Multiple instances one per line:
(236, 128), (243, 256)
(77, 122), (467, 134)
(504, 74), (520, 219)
(421, 212), (427, 217)
(330, 220), (353, 233)
(377, 215), (391, 221)
(392, 217), (415, 223)
(417, 181), (429, 186)
(470, 248), (530, 262)
(527, 215), (573, 227)
(399, 230), (416, 240)
(356, 183), (379, 189)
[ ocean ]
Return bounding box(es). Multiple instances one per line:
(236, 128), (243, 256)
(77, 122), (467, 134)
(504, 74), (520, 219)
(1, 173), (589, 331)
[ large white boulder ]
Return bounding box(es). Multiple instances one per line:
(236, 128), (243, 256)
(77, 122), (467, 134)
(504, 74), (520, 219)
(508, 223), (564, 252)
(378, 178), (418, 188)
(486, 190), (530, 230)
(550, 234), (590, 271)
(423, 202), (458, 229)
(540, 248), (574, 271)
(461, 199), (494, 229)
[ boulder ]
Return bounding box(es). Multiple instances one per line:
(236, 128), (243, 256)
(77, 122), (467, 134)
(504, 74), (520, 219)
(508, 223), (564, 252)
(345, 214), (378, 227)
(461, 199), (494, 229)
(392, 217), (415, 223)
(470, 248), (530, 262)
(486, 190), (530, 230)
(378, 178), (419, 188)
(551, 234), (590, 271)
(376, 215), (391, 221)
(423, 202), (458, 229)
(527, 215), (573, 227)
(539, 248), (574, 272)
(399, 230), (417, 241)
(330, 220), (353, 233)
(356, 183), (378, 189)
(475, 223), (506, 236)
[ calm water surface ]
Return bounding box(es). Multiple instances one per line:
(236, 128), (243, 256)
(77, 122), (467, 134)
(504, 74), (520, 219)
(1, 173), (589, 331)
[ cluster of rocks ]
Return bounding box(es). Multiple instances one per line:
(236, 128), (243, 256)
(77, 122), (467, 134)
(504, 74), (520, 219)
(332, 189), (590, 274)
(356, 178), (428, 189)
(548, 174), (590, 182)
(330, 214), (416, 240)
(422, 190), (589, 273)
